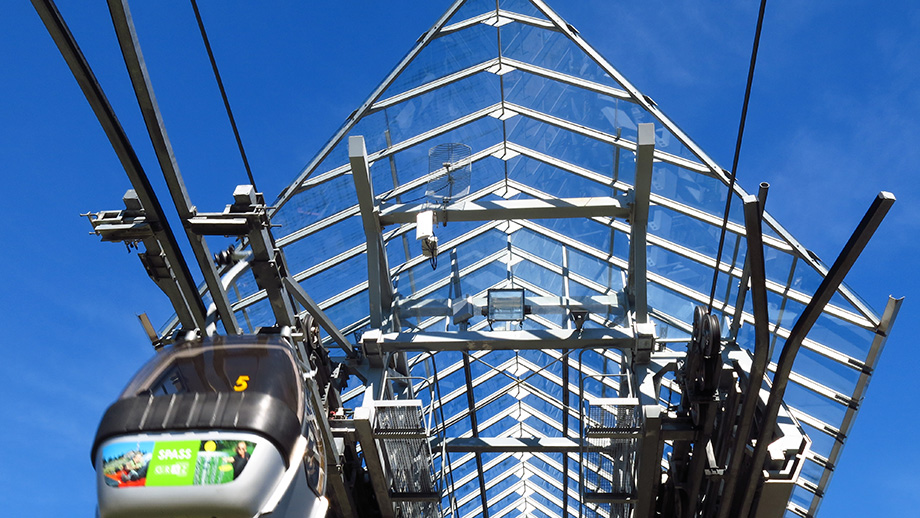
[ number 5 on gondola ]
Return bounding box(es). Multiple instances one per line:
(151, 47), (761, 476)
(234, 375), (250, 392)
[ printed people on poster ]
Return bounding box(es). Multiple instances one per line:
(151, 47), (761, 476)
(101, 439), (256, 488)
(101, 442), (154, 488)
(122, 451), (150, 482)
(231, 441), (250, 479)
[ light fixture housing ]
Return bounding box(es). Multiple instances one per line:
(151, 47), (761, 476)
(487, 288), (525, 322)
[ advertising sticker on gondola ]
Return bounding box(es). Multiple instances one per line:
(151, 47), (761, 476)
(102, 440), (256, 487)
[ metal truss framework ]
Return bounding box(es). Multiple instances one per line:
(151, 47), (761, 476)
(135, 1), (898, 517)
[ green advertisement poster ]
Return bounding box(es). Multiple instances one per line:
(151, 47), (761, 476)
(146, 440), (200, 486)
(102, 440), (257, 488)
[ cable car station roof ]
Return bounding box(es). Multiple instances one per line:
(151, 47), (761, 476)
(150, 1), (899, 516)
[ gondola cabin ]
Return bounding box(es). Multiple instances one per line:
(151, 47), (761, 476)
(92, 334), (328, 518)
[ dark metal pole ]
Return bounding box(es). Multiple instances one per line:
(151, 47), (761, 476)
(31, 0), (207, 332)
(105, 0), (241, 334)
(462, 353), (491, 518)
(718, 195), (771, 518)
(736, 191), (895, 516)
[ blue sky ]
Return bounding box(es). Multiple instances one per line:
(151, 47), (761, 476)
(1, 1), (916, 516)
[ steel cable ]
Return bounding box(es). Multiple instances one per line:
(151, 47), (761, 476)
(190, 0), (258, 191)
(707, 0), (769, 314)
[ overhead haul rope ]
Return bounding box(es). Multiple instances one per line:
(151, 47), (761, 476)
(707, 0), (769, 314)
(190, 0), (259, 192)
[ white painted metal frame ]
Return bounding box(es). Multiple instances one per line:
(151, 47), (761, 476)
(197, 1), (896, 516)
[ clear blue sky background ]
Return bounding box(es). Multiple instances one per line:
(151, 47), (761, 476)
(1, 1), (916, 516)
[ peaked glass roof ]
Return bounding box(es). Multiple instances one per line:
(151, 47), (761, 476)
(175, 1), (895, 516)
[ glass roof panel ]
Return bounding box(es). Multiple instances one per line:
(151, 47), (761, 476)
(651, 162), (735, 216)
(281, 217), (363, 275)
(447, 0), (498, 25)
(503, 70), (691, 161)
(647, 243), (713, 294)
(378, 72), (502, 146)
(784, 381), (848, 426)
(382, 24), (498, 99)
(799, 421), (836, 460)
(500, 22), (621, 88)
(507, 155), (613, 198)
(227, 269), (258, 305)
(806, 311), (877, 359)
(302, 254), (368, 304)
(507, 117), (624, 179)
(529, 217), (615, 255)
(273, 174), (357, 237)
(233, 298), (273, 331)
(500, 0), (546, 19)
(370, 116), (506, 189)
(792, 346), (861, 398)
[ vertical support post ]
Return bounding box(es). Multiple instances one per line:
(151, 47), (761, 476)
(717, 194), (772, 518)
(307, 368), (358, 518)
(729, 183), (770, 341)
(629, 123), (655, 326)
(232, 185), (297, 328)
(450, 248), (463, 301)
(561, 246), (571, 518)
(462, 354), (491, 518)
(349, 136), (395, 330)
(634, 361), (662, 518)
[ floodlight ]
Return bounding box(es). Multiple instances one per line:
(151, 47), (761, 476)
(487, 289), (525, 322)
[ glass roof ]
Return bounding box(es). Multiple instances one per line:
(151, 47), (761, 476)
(167, 1), (894, 516)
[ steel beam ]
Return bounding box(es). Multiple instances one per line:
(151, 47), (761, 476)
(634, 361), (663, 518)
(718, 194), (773, 518)
(807, 295), (902, 516)
(729, 183), (770, 341)
(349, 136), (395, 329)
(629, 123), (655, 325)
(31, 0), (207, 333)
(397, 294), (622, 318)
(737, 191), (895, 516)
(188, 186), (299, 329)
(283, 277), (355, 357)
(462, 354), (491, 518)
(379, 195), (631, 225)
(437, 437), (643, 453)
(373, 327), (634, 353)
(106, 0), (240, 335)
(305, 370), (357, 518)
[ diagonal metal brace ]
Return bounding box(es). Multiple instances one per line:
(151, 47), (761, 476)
(737, 191), (895, 516)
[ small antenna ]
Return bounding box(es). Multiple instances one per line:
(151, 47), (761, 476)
(426, 143), (472, 206)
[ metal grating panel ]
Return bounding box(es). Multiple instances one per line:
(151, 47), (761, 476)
(582, 397), (640, 518)
(375, 402), (440, 518)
